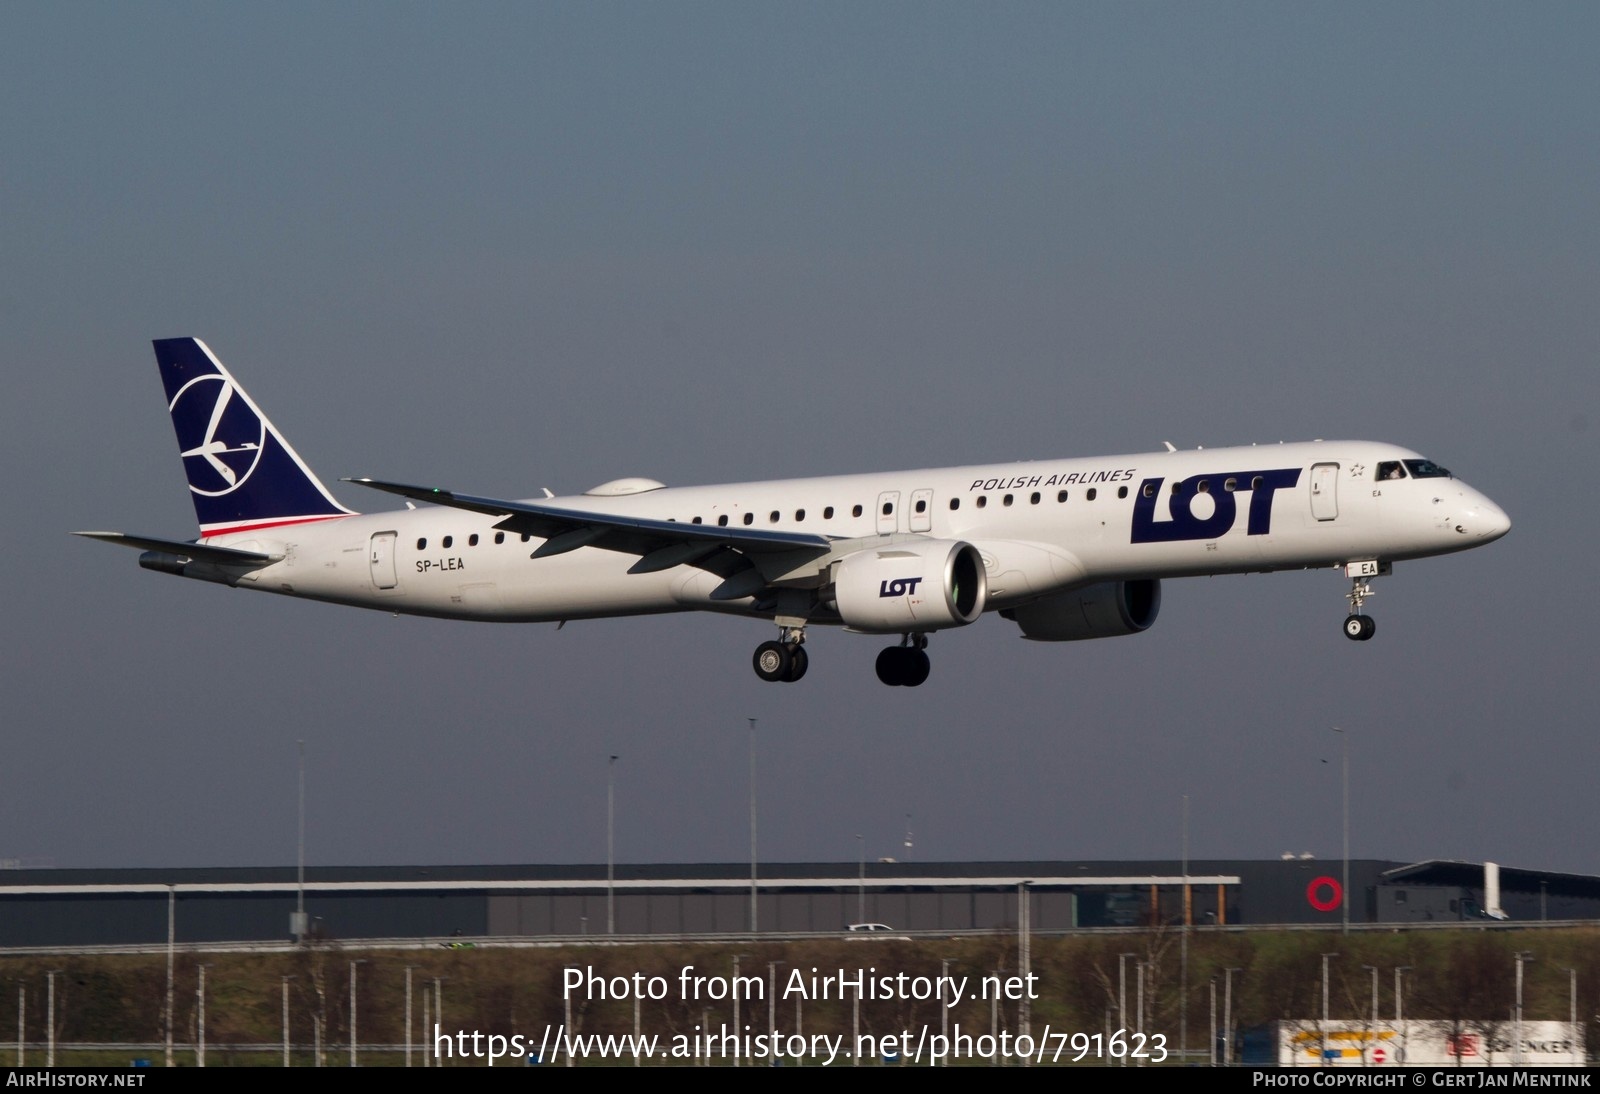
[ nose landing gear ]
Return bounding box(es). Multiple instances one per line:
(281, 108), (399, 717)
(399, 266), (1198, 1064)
(1343, 571), (1378, 641)
(1343, 612), (1375, 641)
(875, 634), (931, 687)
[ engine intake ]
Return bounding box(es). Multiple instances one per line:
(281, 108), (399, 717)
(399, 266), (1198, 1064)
(830, 540), (987, 633)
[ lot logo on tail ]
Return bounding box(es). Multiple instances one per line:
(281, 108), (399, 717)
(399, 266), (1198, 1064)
(170, 375), (267, 496)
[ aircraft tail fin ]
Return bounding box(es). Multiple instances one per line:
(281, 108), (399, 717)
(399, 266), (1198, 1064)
(152, 338), (355, 536)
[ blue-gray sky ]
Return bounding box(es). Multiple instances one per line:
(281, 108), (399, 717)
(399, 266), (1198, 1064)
(2, 3), (1595, 874)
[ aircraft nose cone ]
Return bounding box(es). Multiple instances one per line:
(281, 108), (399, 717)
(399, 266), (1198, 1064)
(1458, 494), (1511, 542)
(1482, 501), (1511, 540)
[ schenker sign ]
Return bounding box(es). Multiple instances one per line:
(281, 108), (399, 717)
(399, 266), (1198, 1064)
(1259, 1021), (1583, 1067)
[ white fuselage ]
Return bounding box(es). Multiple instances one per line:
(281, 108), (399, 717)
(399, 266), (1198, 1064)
(190, 440), (1509, 628)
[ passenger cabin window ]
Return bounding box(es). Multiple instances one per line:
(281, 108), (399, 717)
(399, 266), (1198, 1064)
(1003, 494), (1013, 506)
(823, 506), (834, 519)
(1057, 490), (1068, 502)
(1030, 492), (1040, 504)
(416, 538), (427, 550)
(770, 510), (780, 523)
(743, 512), (754, 525)
(442, 535), (453, 548)
(521, 533), (530, 542)
(1377, 461), (1408, 481)
(852, 505), (863, 517)
(1224, 477), (1238, 492)
(692, 516), (702, 524)
(468, 533), (479, 546)
(795, 509), (805, 521)
(494, 532), (504, 544)
(949, 498), (960, 510)
(1086, 488), (1097, 500)
(1117, 485), (1128, 499)
(1142, 483), (1156, 498)
(718, 515), (729, 526)
(1251, 475), (1263, 490)
(1197, 481), (1210, 494)
(976, 496), (987, 508)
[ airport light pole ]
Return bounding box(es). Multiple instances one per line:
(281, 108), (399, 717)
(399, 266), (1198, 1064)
(1362, 965), (1379, 1063)
(856, 834), (865, 924)
(1180, 794), (1190, 1061)
(1331, 726), (1349, 934)
(748, 718), (757, 935)
(421, 979), (430, 1068)
(767, 961), (782, 1042)
(349, 959), (366, 1066)
(404, 966), (416, 1067)
(1321, 953), (1340, 1065)
(607, 754), (617, 936)
(1118, 952), (1137, 1067)
(1209, 977), (1218, 1066)
(433, 978), (445, 1065)
(46, 970), (58, 1069)
(164, 887), (175, 1067)
(196, 964), (211, 1067)
(1223, 967), (1242, 1067)
(731, 954), (744, 1068)
(282, 975), (294, 1067)
(941, 958), (954, 1066)
(294, 740), (307, 942)
(1514, 951), (1534, 1066)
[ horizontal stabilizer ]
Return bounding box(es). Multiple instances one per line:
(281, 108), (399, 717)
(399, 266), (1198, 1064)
(73, 532), (279, 566)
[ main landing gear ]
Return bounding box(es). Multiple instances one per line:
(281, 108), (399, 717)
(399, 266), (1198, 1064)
(1343, 574), (1376, 642)
(875, 634), (930, 687)
(752, 627), (808, 683)
(748, 628), (936, 686)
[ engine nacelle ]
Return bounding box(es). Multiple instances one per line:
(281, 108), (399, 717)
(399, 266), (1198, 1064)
(1002, 579), (1161, 641)
(830, 540), (988, 633)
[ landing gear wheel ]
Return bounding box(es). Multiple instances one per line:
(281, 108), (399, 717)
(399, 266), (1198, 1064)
(753, 640), (792, 682)
(1342, 614), (1376, 641)
(875, 647), (905, 686)
(784, 645), (809, 682)
(875, 646), (931, 687)
(903, 649), (930, 687)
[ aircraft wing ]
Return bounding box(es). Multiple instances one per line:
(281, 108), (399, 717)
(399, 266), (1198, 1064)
(73, 532), (281, 565)
(344, 478), (833, 574)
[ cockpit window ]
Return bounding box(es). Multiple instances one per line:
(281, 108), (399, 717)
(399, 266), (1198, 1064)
(1403, 459), (1452, 479)
(1376, 461), (1407, 481)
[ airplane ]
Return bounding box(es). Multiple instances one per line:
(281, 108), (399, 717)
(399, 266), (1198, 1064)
(77, 338), (1512, 687)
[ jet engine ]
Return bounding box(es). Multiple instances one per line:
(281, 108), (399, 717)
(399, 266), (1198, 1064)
(1001, 580), (1161, 641)
(829, 540), (987, 633)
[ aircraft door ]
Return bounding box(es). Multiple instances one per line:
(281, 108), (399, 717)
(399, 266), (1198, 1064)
(369, 531), (398, 589)
(876, 491), (901, 535)
(1310, 463), (1339, 521)
(909, 488), (934, 533)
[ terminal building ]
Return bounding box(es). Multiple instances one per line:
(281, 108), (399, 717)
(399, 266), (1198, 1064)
(2, 858), (1597, 949)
